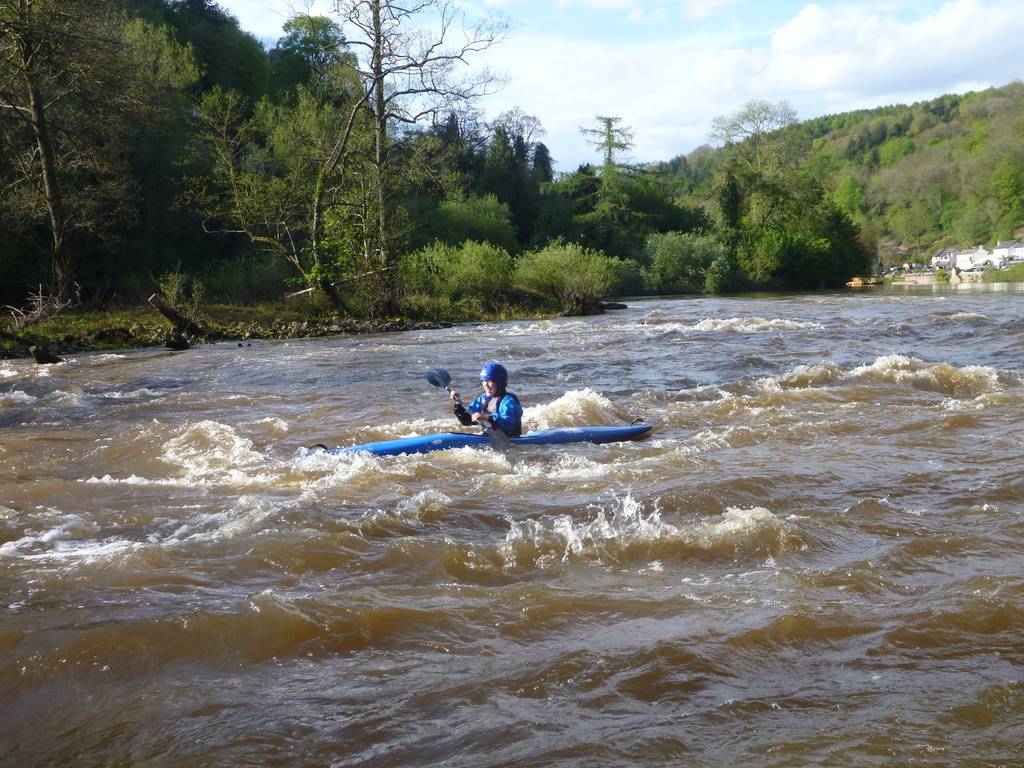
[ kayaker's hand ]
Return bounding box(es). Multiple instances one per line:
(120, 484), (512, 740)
(449, 389), (460, 403)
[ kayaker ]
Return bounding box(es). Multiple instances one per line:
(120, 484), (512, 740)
(450, 362), (524, 437)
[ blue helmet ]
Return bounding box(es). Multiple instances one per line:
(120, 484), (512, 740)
(479, 361), (508, 391)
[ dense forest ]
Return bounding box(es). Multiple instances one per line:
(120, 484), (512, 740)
(663, 82), (1024, 269)
(14, 0), (1008, 322)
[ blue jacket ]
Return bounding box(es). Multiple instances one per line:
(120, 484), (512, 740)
(455, 391), (523, 437)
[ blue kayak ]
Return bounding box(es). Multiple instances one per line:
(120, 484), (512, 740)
(329, 423), (652, 457)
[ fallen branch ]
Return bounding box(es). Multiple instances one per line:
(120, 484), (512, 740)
(5, 284), (74, 328)
(147, 293), (207, 336)
(284, 266), (396, 300)
(0, 328), (63, 364)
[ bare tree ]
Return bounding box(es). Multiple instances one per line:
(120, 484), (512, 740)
(328, 0), (509, 312)
(709, 99), (799, 174)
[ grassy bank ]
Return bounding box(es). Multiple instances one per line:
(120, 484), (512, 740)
(0, 301), (457, 360)
(0, 298), (564, 361)
(987, 262), (1024, 282)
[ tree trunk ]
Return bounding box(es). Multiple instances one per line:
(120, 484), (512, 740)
(23, 54), (73, 302)
(371, 0), (394, 315)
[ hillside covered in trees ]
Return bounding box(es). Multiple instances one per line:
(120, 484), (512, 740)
(663, 82), (1024, 268)
(13, 0), (1015, 328)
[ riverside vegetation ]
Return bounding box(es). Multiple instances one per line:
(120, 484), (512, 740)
(2, 1), (1022, 359)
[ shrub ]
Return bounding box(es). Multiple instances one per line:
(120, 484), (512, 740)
(704, 251), (743, 294)
(398, 241), (453, 296)
(514, 241), (618, 315)
(643, 231), (726, 294)
(443, 241), (515, 306)
(399, 240), (513, 309)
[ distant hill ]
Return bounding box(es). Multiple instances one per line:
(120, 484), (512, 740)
(660, 81), (1024, 267)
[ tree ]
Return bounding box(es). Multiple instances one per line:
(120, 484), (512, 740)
(531, 142), (553, 183)
(709, 99), (799, 174)
(426, 193), (516, 251)
(0, 0), (198, 302)
(186, 71), (369, 308)
(581, 115), (633, 170)
(166, 0), (269, 101)
(643, 232), (726, 294)
(480, 123), (535, 242)
(269, 15), (349, 100)
(327, 0), (509, 313)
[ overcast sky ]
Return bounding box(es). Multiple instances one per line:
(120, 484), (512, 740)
(216, 0), (1024, 170)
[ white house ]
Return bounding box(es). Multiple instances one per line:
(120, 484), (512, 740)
(931, 247), (958, 268)
(993, 239), (1024, 261)
(955, 246), (999, 270)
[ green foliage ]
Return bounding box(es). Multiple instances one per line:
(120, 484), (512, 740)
(399, 240), (514, 309)
(704, 251), (742, 294)
(158, 266), (205, 317)
(987, 261), (1024, 282)
(166, 0), (270, 101)
(833, 175), (863, 217)
(668, 82), (1024, 263)
(269, 16), (349, 100)
(643, 232), (726, 294)
(877, 136), (915, 167)
(429, 195), (517, 251)
(514, 241), (619, 315)
(444, 241), (515, 306)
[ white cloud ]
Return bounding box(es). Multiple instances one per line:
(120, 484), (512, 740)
(681, 0), (738, 22)
(219, 0), (335, 41)
(479, 0), (1024, 169)
(216, 0), (1024, 169)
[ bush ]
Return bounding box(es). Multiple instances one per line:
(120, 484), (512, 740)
(157, 266), (205, 317)
(704, 251), (743, 294)
(514, 241), (619, 315)
(643, 231), (726, 294)
(399, 240), (513, 309)
(443, 241), (515, 306)
(398, 241), (453, 296)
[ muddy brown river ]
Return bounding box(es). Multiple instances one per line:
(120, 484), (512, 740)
(2, 286), (1023, 766)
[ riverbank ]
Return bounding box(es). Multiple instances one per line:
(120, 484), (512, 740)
(0, 302), (459, 360)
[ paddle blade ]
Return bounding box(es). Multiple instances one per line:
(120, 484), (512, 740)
(424, 367), (451, 389)
(483, 425), (511, 451)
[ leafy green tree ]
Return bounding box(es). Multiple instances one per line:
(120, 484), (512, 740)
(269, 15), (349, 101)
(888, 199), (931, 259)
(993, 158), (1024, 235)
(186, 68), (370, 307)
(166, 0), (268, 101)
(643, 232), (726, 294)
(877, 136), (915, 167)
(427, 194), (516, 251)
(532, 142), (554, 183)
(480, 127), (519, 202)
(833, 175), (864, 218)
